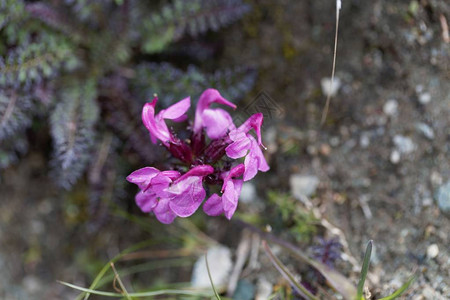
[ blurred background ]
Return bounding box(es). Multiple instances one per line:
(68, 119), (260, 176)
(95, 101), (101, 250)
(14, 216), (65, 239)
(0, 0), (449, 299)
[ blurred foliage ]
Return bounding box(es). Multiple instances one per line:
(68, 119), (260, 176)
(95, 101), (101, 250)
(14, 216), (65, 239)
(267, 190), (318, 242)
(0, 0), (256, 191)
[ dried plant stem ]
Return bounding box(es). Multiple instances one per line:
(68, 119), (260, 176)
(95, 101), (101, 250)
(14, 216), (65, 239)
(110, 262), (132, 300)
(321, 1), (341, 125)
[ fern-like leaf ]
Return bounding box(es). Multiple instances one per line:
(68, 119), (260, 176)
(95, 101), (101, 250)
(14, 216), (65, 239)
(0, 35), (76, 86)
(0, 88), (33, 141)
(206, 66), (257, 100)
(0, 0), (26, 32)
(139, 0), (251, 53)
(132, 62), (256, 105)
(0, 134), (28, 170)
(132, 62), (206, 105)
(50, 79), (99, 189)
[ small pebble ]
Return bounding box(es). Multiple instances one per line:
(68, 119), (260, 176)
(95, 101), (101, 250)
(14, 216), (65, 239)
(415, 123), (434, 140)
(360, 134), (370, 148)
(330, 136), (340, 147)
(240, 183), (257, 204)
(427, 244), (439, 259)
(255, 277), (273, 300)
(290, 174), (320, 198)
(419, 92), (431, 104)
(390, 150), (401, 164)
(191, 245), (232, 288)
(319, 143), (331, 156)
(393, 135), (416, 154)
(435, 181), (450, 215)
(383, 99), (399, 116)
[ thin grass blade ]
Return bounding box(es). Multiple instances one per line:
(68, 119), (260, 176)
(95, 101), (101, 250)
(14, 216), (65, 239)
(378, 275), (416, 300)
(281, 243), (357, 299)
(60, 281), (214, 298)
(262, 241), (318, 300)
(77, 239), (156, 300)
(110, 263), (132, 300)
(205, 254), (222, 300)
(356, 240), (373, 300)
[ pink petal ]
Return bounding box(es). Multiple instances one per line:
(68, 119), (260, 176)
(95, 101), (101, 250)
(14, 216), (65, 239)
(153, 198), (177, 224)
(228, 129), (247, 142)
(249, 135), (270, 172)
(203, 194), (224, 216)
(160, 97), (191, 120)
(142, 100), (170, 144)
(243, 137), (270, 181)
(221, 164), (245, 192)
(135, 191), (158, 213)
(126, 167), (160, 189)
(161, 170), (181, 180)
(175, 165), (214, 182)
(237, 113), (264, 146)
(145, 172), (172, 193)
(193, 89), (236, 134)
(225, 135), (251, 159)
(202, 108), (236, 139)
(169, 176), (206, 217)
(223, 179), (243, 220)
(243, 153), (258, 181)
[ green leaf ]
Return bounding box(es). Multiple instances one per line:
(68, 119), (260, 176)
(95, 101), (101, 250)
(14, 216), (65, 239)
(378, 274), (416, 300)
(357, 240), (373, 300)
(77, 239), (157, 300)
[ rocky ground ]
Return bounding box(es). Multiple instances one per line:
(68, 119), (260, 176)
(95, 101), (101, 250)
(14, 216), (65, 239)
(1, 0), (449, 299)
(221, 0), (450, 298)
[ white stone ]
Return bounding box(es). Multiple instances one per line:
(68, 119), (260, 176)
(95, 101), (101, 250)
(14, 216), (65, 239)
(255, 277), (273, 300)
(321, 77), (341, 97)
(422, 197), (433, 207)
(191, 245), (232, 288)
(360, 134), (370, 148)
(415, 123), (434, 140)
(426, 244), (439, 259)
(240, 182), (257, 204)
(419, 92), (431, 104)
(290, 174), (320, 198)
(383, 99), (399, 116)
(390, 150), (400, 164)
(393, 135), (416, 154)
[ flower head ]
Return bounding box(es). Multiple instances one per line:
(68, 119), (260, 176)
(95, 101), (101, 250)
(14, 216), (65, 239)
(142, 96), (190, 146)
(167, 165), (214, 217)
(203, 164), (245, 219)
(226, 113), (269, 180)
(128, 89), (269, 224)
(127, 167), (180, 224)
(193, 88), (237, 138)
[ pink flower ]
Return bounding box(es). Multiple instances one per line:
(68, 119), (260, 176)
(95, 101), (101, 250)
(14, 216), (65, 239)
(167, 165), (214, 217)
(127, 167), (181, 224)
(192, 89), (236, 153)
(225, 113), (269, 181)
(128, 89), (270, 224)
(142, 96), (193, 163)
(142, 96), (190, 146)
(203, 164), (244, 219)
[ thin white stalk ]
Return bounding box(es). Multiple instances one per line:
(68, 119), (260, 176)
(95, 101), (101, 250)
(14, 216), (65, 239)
(321, 0), (342, 125)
